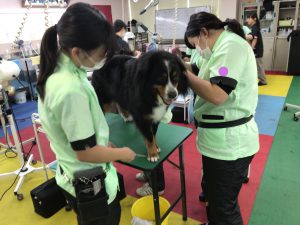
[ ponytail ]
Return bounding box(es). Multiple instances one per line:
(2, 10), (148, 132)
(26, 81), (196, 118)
(37, 3), (116, 101)
(224, 19), (246, 40)
(37, 25), (58, 100)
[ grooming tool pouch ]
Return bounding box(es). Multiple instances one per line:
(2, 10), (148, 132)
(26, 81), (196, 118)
(117, 172), (126, 200)
(30, 177), (67, 218)
(73, 166), (108, 222)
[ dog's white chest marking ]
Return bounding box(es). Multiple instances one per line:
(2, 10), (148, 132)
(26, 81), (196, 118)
(151, 97), (168, 123)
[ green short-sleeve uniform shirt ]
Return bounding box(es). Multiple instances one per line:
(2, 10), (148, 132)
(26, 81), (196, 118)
(194, 30), (259, 160)
(38, 53), (118, 204)
(186, 48), (203, 68)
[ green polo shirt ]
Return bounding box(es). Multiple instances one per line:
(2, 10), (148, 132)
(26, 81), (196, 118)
(38, 53), (118, 204)
(194, 30), (259, 160)
(160, 107), (172, 124)
(186, 48), (203, 68)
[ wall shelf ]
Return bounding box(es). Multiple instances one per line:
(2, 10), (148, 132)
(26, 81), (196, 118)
(240, 0), (300, 71)
(280, 7), (296, 10)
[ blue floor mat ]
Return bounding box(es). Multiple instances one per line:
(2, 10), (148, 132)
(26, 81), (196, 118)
(0, 101), (37, 138)
(1, 95), (286, 138)
(255, 95), (286, 136)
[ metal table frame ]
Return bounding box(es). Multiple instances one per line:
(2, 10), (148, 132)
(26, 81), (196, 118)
(106, 113), (192, 225)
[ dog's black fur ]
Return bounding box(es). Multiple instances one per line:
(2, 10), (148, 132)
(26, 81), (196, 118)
(92, 51), (188, 160)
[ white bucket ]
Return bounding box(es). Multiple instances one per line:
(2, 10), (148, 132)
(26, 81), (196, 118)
(15, 90), (26, 104)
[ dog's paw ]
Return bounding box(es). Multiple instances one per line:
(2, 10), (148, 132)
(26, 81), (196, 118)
(123, 115), (133, 122)
(147, 154), (160, 162)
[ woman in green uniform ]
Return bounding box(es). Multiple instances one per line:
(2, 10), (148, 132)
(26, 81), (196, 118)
(184, 12), (259, 225)
(37, 3), (136, 225)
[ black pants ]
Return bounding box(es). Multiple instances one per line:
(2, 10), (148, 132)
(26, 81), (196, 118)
(145, 164), (165, 191)
(62, 189), (121, 225)
(202, 155), (254, 225)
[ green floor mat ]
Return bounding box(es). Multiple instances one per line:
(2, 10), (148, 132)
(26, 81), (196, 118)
(249, 76), (300, 225)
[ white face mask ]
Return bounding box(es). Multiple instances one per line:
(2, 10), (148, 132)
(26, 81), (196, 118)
(79, 52), (106, 71)
(196, 37), (212, 60)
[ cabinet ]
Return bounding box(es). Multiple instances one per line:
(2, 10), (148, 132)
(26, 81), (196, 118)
(240, 0), (300, 72)
(273, 36), (290, 70)
(262, 37), (276, 69)
(135, 32), (148, 52)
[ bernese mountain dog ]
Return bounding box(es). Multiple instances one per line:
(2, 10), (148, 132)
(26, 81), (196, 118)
(92, 51), (188, 162)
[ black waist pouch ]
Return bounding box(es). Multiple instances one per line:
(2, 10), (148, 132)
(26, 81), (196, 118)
(30, 177), (67, 218)
(73, 167), (109, 223)
(117, 172), (126, 200)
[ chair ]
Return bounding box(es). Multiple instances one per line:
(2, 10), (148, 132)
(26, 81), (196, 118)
(172, 94), (193, 123)
(283, 104), (300, 121)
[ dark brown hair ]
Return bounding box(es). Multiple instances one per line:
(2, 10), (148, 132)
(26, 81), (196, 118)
(184, 12), (245, 48)
(37, 3), (115, 100)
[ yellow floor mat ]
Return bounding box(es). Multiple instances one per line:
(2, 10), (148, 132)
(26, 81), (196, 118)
(0, 155), (200, 225)
(259, 75), (293, 97)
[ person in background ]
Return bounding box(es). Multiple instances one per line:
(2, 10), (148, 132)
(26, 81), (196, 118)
(246, 13), (267, 86)
(114, 19), (141, 57)
(114, 19), (131, 54)
(185, 12), (259, 225)
(37, 3), (136, 225)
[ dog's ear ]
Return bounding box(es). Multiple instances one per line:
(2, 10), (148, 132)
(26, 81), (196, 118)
(91, 69), (108, 111)
(134, 53), (151, 85)
(175, 56), (189, 96)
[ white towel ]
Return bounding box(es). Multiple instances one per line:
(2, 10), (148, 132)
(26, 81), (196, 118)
(131, 217), (152, 225)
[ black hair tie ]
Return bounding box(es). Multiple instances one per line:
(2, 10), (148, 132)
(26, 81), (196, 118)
(221, 21), (229, 27)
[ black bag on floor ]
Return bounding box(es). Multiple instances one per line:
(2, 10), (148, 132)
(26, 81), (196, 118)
(30, 177), (67, 218)
(171, 107), (188, 123)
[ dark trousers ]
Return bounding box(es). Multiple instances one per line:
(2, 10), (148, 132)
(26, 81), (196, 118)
(145, 164), (165, 191)
(202, 155), (254, 225)
(62, 189), (121, 225)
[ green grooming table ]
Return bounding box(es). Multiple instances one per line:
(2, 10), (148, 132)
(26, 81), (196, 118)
(106, 113), (193, 225)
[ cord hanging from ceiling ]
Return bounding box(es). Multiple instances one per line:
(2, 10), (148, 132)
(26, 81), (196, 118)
(44, 0), (50, 28)
(172, 0), (178, 49)
(11, 0), (32, 50)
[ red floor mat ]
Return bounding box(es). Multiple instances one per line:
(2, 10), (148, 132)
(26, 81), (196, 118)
(1, 125), (273, 224)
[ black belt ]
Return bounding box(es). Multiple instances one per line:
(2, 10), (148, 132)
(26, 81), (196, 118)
(197, 115), (253, 128)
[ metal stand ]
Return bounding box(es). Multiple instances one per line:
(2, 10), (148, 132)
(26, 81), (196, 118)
(0, 88), (48, 200)
(24, 59), (36, 101)
(32, 113), (57, 170)
(0, 107), (14, 154)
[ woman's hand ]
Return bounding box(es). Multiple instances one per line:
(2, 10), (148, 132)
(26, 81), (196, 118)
(185, 70), (228, 105)
(108, 142), (116, 148)
(119, 147), (136, 162)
